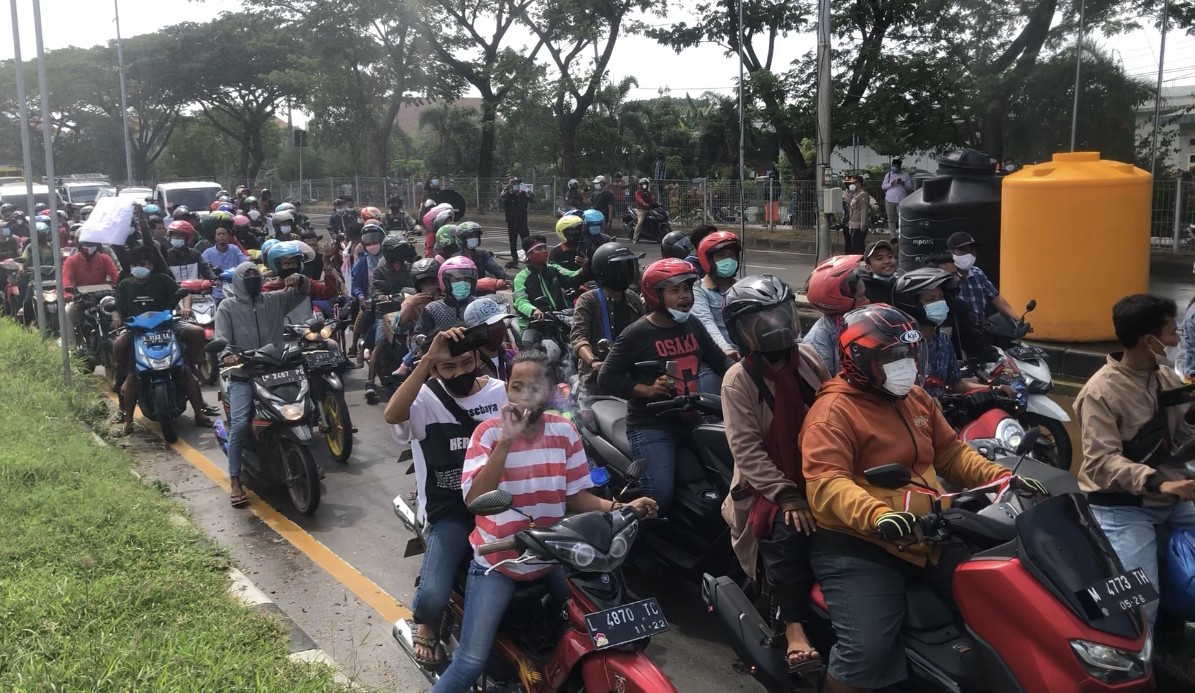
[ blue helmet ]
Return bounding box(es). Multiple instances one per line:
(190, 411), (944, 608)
(259, 238), (280, 262)
(216, 202), (235, 213)
(582, 209), (605, 235)
(266, 240), (304, 273)
(275, 202), (296, 213)
(144, 204), (161, 216)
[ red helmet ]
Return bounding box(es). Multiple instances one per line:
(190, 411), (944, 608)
(696, 230), (740, 274)
(166, 220), (195, 242)
(807, 254), (866, 315)
(641, 258), (698, 312)
(838, 304), (923, 395)
(360, 206), (383, 223)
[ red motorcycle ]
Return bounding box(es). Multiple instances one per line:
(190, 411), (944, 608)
(1, 258), (22, 318)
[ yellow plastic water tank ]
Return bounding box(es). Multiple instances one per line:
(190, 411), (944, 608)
(999, 152), (1151, 342)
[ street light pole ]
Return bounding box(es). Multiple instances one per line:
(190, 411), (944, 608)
(1150, 0), (1171, 177)
(1069, 0), (1087, 152)
(9, 0), (47, 336)
(815, 0), (832, 261)
(114, 0), (134, 184)
(736, 0), (747, 274)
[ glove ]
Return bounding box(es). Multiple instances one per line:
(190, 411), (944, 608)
(875, 511), (917, 542)
(1009, 475), (1049, 497)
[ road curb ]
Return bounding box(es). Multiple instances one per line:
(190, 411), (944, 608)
(227, 567), (357, 688)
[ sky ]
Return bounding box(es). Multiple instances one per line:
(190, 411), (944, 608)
(1, 0), (1192, 107)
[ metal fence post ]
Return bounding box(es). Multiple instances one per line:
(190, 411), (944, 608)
(1174, 176), (1185, 254)
(383, 177), (388, 203)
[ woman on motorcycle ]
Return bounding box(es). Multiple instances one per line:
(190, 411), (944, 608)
(435, 349), (657, 693)
(597, 258), (734, 513)
(803, 254), (869, 375)
(690, 231), (742, 392)
(721, 275), (829, 675)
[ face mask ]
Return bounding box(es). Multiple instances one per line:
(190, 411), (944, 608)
(848, 184), (857, 192)
(871, 271), (895, 283)
(466, 237), (480, 249)
(641, 183), (649, 189)
(891, 165), (899, 173)
(131, 266), (152, 280)
(84, 245), (98, 255)
(278, 225), (292, 236)
(365, 243), (381, 255)
(450, 280), (472, 300)
(588, 225), (602, 236)
(715, 258), (738, 278)
(667, 307), (690, 323)
(441, 371), (477, 397)
(924, 300), (949, 325)
(242, 275), (263, 298)
(880, 358), (918, 397)
(953, 253), (976, 271)
(278, 266), (299, 279)
(1152, 336), (1179, 367)
(170, 238), (186, 249)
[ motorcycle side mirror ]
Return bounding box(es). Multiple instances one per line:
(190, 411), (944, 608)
(205, 338), (228, 354)
(864, 463), (911, 489)
(634, 360), (663, 372)
(1015, 429), (1041, 457)
(626, 458), (646, 482)
(595, 339), (612, 358)
(1024, 299), (1037, 313)
(468, 489), (513, 516)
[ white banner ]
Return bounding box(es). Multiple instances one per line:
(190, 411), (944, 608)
(77, 197), (136, 246)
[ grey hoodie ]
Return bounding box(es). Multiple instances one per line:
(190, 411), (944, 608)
(214, 261), (309, 359)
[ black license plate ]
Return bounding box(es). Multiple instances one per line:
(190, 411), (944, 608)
(141, 332), (173, 346)
(1076, 567), (1159, 619)
(256, 368), (304, 386)
(584, 598), (668, 650)
(1008, 346), (1048, 361)
(305, 350), (345, 369)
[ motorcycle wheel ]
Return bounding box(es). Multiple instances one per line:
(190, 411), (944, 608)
(199, 352), (218, 385)
(105, 353), (119, 392)
(322, 391), (353, 464)
(282, 439), (320, 514)
(154, 381), (178, 444)
(1021, 413), (1073, 471)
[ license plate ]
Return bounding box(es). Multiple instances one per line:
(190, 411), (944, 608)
(256, 368), (304, 386)
(1076, 567), (1159, 619)
(304, 350), (345, 369)
(584, 598), (668, 650)
(1008, 346), (1048, 361)
(141, 331), (173, 346)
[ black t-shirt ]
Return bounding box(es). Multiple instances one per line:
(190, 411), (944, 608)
(116, 273), (180, 318)
(597, 315), (733, 428)
(590, 189), (614, 218)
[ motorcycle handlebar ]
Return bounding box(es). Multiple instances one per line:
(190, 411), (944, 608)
(477, 538), (519, 556)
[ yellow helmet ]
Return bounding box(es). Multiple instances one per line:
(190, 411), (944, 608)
(555, 213), (584, 243)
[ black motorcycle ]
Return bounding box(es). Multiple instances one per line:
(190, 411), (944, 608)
(287, 315), (355, 464)
(621, 203), (672, 243)
(70, 284), (116, 376)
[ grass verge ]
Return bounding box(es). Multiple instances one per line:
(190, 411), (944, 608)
(0, 320), (346, 692)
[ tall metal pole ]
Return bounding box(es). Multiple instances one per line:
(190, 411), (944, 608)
(1070, 0), (1087, 152)
(32, 0), (71, 382)
(10, 0), (47, 336)
(736, 0), (747, 274)
(815, 0), (833, 261)
(1150, 0), (1171, 177)
(113, 0), (134, 184)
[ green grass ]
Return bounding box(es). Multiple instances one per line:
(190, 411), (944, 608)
(0, 321), (345, 692)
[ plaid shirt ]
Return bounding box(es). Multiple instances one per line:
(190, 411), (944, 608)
(957, 266), (998, 325)
(917, 328), (961, 398)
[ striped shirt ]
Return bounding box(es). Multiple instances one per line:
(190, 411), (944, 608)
(461, 412), (593, 580)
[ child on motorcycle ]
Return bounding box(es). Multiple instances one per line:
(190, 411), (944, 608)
(512, 234), (586, 350)
(384, 326), (509, 671)
(803, 254), (869, 375)
(463, 298), (517, 382)
(435, 349), (657, 693)
(597, 258), (734, 513)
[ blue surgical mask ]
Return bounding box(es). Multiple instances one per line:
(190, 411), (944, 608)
(667, 307), (690, 323)
(587, 225), (602, 236)
(131, 266), (151, 280)
(924, 299), (949, 325)
(466, 237), (480, 249)
(450, 280), (471, 300)
(170, 238), (185, 249)
(715, 258), (738, 278)
(1, 228), (9, 237)
(891, 165), (899, 173)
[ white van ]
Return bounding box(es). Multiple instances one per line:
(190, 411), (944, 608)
(155, 181), (222, 212)
(0, 183), (63, 212)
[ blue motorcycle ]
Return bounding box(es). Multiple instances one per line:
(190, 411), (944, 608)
(128, 310), (187, 443)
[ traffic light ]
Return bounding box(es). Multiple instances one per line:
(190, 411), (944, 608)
(293, 129), (307, 147)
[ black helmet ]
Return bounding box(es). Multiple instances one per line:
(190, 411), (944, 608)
(410, 257), (441, 286)
(0, 203), (14, 218)
(590, 242), (641, 292)
(381, 234), (416, 264)
(839, 304), (924, 397)
(723, 275), (801, 355)
(892, 267), (953, 325)
(660, 230), (694, 259)
(171, 205), (190, 220)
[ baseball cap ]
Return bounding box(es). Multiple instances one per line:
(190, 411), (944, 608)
(864, 239), (894, 260)
(463, 297), (513, 327)
(946, 232), (978, 250)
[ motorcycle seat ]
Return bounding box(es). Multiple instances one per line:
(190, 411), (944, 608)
(590, 398), (632, 459)
(903, 581), (957, 632)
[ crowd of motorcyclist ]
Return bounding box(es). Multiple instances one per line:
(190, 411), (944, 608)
(3, 174), (1192, 693)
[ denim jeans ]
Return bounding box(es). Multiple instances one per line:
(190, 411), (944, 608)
(412, 516), (475, 626)
(1090, 502), (1195, 627)
(225, 379), (254, 478)
(431, 561), (567, 693)
(697, 366), (722, 396)
(627, 425), (687, 514)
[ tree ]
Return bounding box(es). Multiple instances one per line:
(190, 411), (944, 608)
(416, 103), (482, 174)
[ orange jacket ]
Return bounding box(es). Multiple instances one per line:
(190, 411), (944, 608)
(800, 376), (1011, 565)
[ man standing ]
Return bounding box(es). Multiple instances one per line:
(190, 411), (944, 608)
(589, 175), (613, 228)
(841, 176), (873, 255)
(944, 231), (1020, 326)
(500, 176), (533, 269)
(880, 159), (912, 236)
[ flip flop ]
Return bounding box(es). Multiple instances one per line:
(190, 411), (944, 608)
(230, 493), (250, 508)
(786, 649), (823, 675)
(411, 634), (445, 670)
(200, 405), (221, 417)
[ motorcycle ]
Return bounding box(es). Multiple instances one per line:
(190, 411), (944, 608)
(938, 389), (1052, 462)
(979, 299), (1073, 469)
(705, 432), (1156, 693)
(70, 284), (115, 375)
(207, 336), (322, 514)
(1, 259), (22, 318)
(180, 279), (218, 384)
(580, 359), (737, 578)
(286, 315), (355, 464)
(127, 310), (188, 443)
(28, 264), (61, 336)
(391, 461), (678, 692)
(622, 203), (672, 243)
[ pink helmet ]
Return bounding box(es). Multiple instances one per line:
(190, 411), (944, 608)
(232, 214), (251, 228)
(422, 202), (455, 232)
(437, 255), (477, 292)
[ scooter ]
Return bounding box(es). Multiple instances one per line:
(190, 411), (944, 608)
(704, 433), (1155, 693)
(180, 278), (218, 384)
(127, 310), (188, 443)
(979, 299), (1073, 468)
(938, 389), (1056, 463)
(207, 337), (322, 514)
(391, 462), (678, 692)
(287, 315), (355, 464)
(622, 204), (672, 242)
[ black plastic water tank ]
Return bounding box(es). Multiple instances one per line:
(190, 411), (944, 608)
(898, 149), (1002, 285)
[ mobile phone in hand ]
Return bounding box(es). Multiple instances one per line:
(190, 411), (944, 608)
(447, 322), (491, 356)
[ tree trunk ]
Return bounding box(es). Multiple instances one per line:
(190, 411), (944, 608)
(559, 116), (578, 179)
(247, 128), (267, 184)
(237, 137), (251, 185)
(478, 97), (499, 180)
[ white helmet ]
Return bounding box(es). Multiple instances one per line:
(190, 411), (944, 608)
(568, 178), (579, 189)
(592, 175), (608, 186)
(638, 177), (650, 186)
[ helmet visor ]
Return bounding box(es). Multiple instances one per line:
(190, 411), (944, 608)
(601, 257), (640, 291)
(736, 301), (801, 353)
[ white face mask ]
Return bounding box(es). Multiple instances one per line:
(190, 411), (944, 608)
(953, 253), (976, 271)
(881, 358), (919, 397)
(848, 184), (857, 192)
(1152, 336), (1179, 368)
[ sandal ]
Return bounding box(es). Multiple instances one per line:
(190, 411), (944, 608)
(411, 633), (445, 670)
(199, 404), (221, 417)
(786, 648), (823, 675)
(230, 492), (250, 508)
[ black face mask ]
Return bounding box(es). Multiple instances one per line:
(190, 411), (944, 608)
(441, 371), (477, 397)
(757, 347), (793, 365)
(242, 276), (263, 298)
(278, 266), (299, 280)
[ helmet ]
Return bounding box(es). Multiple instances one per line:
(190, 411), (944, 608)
(272, 210), (295, 226)
(233, 214), (251, 228)
(35, 215), (50, 225)
(590, 242), (640, 292)
(807, 254), (866, 315)
(56, 209), (68, 219)
(172, 205), (190, 220)
(381, 235), (416, 265)
(211, 211), (233, 227)
(641, 258), (698, 312)
(555, 213), (584, 243)
(411, 257), (441, 286)
(660, 230), (694, 259)
(638, 177), (650, 186)
(436, 224), (459, 248)
(360, 206), (383, 223)
(260, 238), (280, 259)
(422, 202), (454, 231)
(34, 203), (48, 213)
(260, 188), (270, 197)
(456, 221), (482, 244)
(216, 202), (235, 213)
(438, 255), (477, 292)
(266, 240), (305, 274)
(697, 231), (740, 274)
(80, 205), (93, 220)
(35, 221), (49, 235)
(593, 175), (608, 186)
(361, 222), (385, 245)
(275, 202), (296, 214)
(247, 209), (261, 222)
(244, 196), (258, 205)
(429, 177), (442, 190)
(217, 189), (230, 197)
(581, 209), (605, 235)
(723, 275), (801, 355)
(568, 178), (579, 189)
(893, 267), (953, 325)
(839, 304), (923, 396)
(0, 203), (14, 217)
(167, 220), (195, 242)
(142, 204), (160, 216)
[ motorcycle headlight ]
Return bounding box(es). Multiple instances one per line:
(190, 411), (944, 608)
(280, 403), (306, 421)
(43, 291), (56, 303)
(546, 540), (596, 569)
(995, 418), (1026, 451)
(1069, 638), (1150, 683)
(320, 325), (333, 339)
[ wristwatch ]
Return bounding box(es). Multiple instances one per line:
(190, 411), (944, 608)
(1144, 473), (1163, 494)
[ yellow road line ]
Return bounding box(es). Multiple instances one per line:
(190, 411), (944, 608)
(104, 392), (412, 623)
